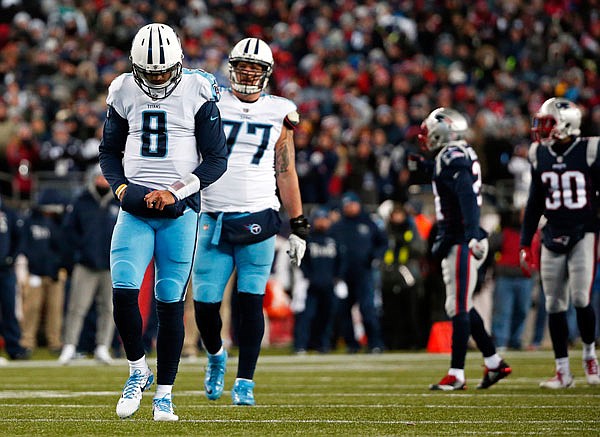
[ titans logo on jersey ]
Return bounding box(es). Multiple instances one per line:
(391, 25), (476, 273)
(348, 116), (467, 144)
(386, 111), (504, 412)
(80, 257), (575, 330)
(105, 68), (219, 190)
(201, 88), (297, 213)
(432, 142), (484, 244)
(521, 137), (600, 246)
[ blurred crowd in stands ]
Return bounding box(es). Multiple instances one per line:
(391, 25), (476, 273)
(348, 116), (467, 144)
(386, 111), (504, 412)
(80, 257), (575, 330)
(1, 0), (600, 360)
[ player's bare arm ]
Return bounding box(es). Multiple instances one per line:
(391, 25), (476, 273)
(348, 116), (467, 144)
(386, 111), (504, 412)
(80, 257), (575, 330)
(275, 126), (302, 218)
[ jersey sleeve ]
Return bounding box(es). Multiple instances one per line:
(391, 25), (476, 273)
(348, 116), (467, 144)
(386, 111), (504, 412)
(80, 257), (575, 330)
(194, 69), (221, 102)
(192, 101), (228, 189)
(105, 74), (128, 118)
(99, 105), (129, 196)
(520, 145), (544, 247)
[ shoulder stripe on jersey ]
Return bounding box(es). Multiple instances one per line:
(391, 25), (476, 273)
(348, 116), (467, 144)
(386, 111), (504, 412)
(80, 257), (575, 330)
(587, 137), (599, 167)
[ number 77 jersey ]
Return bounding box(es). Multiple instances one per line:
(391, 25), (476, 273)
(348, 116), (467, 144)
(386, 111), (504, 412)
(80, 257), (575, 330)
(201, 88), (297, 213)
(520, 137), (600, 246)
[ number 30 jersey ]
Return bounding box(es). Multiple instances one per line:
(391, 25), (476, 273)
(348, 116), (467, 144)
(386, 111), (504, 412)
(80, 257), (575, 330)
(520, 137), (600, 247)
(201, 88), (297, 213)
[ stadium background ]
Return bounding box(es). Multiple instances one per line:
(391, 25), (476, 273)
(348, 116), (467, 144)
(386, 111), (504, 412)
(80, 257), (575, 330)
(0, 0), (599, 352)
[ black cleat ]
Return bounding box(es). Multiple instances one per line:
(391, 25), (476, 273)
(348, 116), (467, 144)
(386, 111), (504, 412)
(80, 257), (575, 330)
(477, 360), (512, 389)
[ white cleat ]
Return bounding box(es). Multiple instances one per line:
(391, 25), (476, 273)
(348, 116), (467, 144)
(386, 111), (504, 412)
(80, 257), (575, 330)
(153, 395), (178, 421)
(58, 344), (76, 365)
(539, 371), (575, 389)
(116, 368), (154, 419)
(94, 345), (113, 365)
(583, 358), (600, 385)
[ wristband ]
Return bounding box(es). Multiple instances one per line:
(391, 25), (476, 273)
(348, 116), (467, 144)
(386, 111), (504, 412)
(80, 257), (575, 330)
(168, 173), (200, 200)
(290, 214), (310, 240)
(115, 184), (127, 199)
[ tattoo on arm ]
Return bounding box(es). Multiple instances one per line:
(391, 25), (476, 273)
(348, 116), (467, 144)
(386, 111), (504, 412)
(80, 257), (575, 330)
(276, 141), (290, 176)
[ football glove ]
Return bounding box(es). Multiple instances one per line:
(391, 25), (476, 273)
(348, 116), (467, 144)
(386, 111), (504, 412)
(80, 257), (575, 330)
(288, 234), (306, 267)
(468, 237), (488, 261)
(519, 246), (534, 278)
(287, 215), (309, 266)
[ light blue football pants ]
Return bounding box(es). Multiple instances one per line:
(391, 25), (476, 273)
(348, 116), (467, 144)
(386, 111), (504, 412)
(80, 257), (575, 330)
(110, 209), (198, 303)
(192, 212), (275, 303)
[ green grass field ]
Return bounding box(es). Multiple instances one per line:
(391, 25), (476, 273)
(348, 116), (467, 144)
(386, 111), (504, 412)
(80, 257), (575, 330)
(0, 349), (598, 436)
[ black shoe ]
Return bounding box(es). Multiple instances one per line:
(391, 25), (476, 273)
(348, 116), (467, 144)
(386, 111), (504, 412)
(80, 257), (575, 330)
(477, 360), (512, 389)
(10, 349), (32, 360)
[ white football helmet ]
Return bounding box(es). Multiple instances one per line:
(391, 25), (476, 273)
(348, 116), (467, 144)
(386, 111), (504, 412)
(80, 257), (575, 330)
(228, 38), (273, 95)
(532, 97), (581, 145)
(130, 23), (183, 99)
(418, 107), (468, 152)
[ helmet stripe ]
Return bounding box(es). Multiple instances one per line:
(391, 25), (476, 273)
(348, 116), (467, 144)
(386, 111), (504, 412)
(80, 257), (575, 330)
(253, 38), (259, 54)
(157, 27), (165, 64)
(147, 27), (153, 64)
(243, 38), (251, 54)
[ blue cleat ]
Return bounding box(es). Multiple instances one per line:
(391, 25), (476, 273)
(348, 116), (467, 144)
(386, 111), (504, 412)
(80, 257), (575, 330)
(231, 379), (255, 406)
(204, 350), (227, 400)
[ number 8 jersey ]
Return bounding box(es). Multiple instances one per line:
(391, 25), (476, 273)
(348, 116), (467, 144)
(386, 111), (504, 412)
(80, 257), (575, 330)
(201, 88), (297, 213)
(520, 137), (600, 248)
(104, 68), (222, 190)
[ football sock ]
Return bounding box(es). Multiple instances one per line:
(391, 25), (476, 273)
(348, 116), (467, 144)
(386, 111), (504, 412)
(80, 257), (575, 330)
(128, 356), (148, 376)
(469, 308), (496, 357)
(154, 384), (173, 399)
(548, 312), (569, 359)
(575, 305), (596, 345)
(208, 346), (225, 357)
(484, 354), (502, 370)
(448, 368), (465, 382)
(582, 342), (597, 360)
(450, 312), (470, 370)
(555, 357), (570, 375)
(236, 292), (264, 380)
(194, 301), (223, 355)
(156, 300), (184, 385)
(113, 288), (145, 361)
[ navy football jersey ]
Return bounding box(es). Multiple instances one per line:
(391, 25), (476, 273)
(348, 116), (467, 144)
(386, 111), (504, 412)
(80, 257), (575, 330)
(521, 137), (600, 247)
(432, 141), (485, 245)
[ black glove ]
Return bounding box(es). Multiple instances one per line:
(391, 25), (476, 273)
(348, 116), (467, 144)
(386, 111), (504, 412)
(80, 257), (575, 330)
(289, 215), (310, 240)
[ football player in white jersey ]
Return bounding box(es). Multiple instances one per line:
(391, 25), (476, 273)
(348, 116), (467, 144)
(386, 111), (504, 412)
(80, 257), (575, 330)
(191, 37), (309, 406)
(99, 23), (227, 421)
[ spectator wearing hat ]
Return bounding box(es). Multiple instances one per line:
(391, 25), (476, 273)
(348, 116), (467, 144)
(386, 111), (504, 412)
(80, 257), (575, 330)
(19, 188), (67, 355)
(58, 167), (119, 365)
(38, 122), (86, 177)
(294, 207), (344, 354)
(330, 192), (387, 353)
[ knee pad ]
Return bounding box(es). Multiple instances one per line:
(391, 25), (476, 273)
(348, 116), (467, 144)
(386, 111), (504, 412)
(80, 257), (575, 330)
(155, 278), (185, 303)
(545, 295), (569, 313)
(111, 261), (140, 289)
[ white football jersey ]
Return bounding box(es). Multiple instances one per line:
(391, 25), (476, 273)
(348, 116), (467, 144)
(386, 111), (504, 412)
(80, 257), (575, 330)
(106, 68), (218, 189)
(201, 88), (297, 213)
